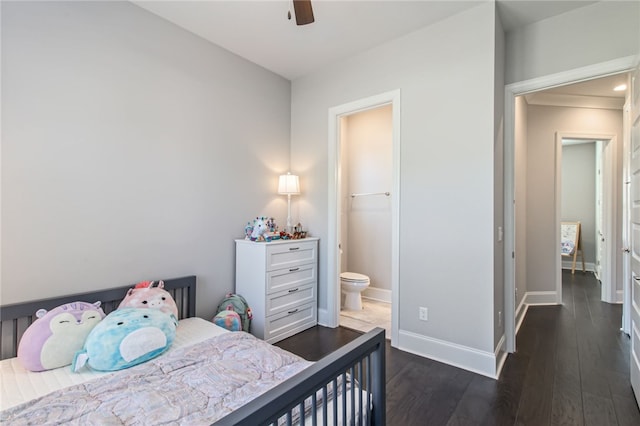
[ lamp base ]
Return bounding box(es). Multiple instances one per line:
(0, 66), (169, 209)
(286, 194), (293, 234)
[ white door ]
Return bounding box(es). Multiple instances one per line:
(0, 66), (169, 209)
(629, 63), (640, 407)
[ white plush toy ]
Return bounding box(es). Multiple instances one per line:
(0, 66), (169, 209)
(250, 217), (270, 241)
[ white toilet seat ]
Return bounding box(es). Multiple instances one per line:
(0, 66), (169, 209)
(340, 272), (369, 282)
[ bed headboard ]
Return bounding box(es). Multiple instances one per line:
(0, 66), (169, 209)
(0, 275), (196, 360)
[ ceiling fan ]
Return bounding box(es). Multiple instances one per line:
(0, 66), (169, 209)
(288, 0), (315, 26)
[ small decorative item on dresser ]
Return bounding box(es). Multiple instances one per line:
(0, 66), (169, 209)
(245, 217), (274, 242)
(292, 223), (307, 239)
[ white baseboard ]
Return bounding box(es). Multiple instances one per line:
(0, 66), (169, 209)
(362, 287), (392, 303)
(515, 298), (529, 332)
(494, 335), (507, 378)
(616, 290), (623, 304)
(561, 260), (595, 272)
(398, 330), (497, 379)
(523, 291), (557, 305)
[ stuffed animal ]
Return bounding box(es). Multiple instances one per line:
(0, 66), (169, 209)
(17, 301), (105, 372)
(72, 308), (177, 372)
(118, 280), (178, 318)
(250, 217), (270, 242)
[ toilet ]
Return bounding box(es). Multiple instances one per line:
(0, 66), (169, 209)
(340, 272), (370, 311)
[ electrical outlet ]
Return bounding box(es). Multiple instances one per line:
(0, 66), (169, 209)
(419, 307), (428, 321)
(498, 311), (502, 327)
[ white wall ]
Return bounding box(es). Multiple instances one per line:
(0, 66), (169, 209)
(505, 1), (640, 84)
(1, 1), (292, 318)
(561, 143), (597, 265)
(526, 105), (623, 293)
(342, 106), (392, 295)
(292, 2), (498, 370)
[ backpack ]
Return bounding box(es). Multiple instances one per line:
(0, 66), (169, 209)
(215, 293), (252, 332)
(212, 310), (242, 332)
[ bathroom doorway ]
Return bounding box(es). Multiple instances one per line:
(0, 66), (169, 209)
(338, 105), (392, 337)
(327, 90), (400, 346)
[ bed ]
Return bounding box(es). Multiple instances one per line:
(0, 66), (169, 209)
(0, 275), (386, 425)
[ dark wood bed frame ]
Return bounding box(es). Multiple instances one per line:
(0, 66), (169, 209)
(0, 275), (386, 425)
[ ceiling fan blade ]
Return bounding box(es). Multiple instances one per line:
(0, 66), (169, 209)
(293, 0), (314, 26)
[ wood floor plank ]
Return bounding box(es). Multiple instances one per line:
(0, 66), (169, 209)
(612, 394), (640, 426)
(489, 352), (530, 426)
(550, 381), (583, 426)
(514, 332), (556, 424)
(385, 361), (432, 425)
(583, 391), (618, 426)
(449, 375), (499, 423)
(274, 324), (362, 360)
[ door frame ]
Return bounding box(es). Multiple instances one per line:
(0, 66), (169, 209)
(326, 89), (401, 346)
(622, 98), (632, 335)
(556, 133), (617, 304)
(595, 140), (604, 281)
(504, 56), (636, 353)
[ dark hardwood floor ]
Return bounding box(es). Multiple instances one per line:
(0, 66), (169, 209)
(275, 271), (640, 425)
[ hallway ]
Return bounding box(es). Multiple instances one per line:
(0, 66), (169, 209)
(509, 270), (638, 425)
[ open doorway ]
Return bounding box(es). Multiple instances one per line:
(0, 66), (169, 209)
(337, 105), (392, 336)
(559, 137), (615, 294)
(504, 60), (633, 353)
(327, 90), (400, 346)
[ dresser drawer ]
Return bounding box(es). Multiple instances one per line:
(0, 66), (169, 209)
(267, 263), (316, 294)
(266, 283), (315, 316)
(264, 302), (316, 343)
(266, 241), (317, 271)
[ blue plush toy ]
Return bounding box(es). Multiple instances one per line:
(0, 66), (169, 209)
(72, 308), (177, 372)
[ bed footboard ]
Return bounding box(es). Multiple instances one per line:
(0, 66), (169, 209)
(214, 327), (386, 426)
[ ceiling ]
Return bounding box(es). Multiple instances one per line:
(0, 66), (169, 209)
(132, 0), (599, 81)
(525, 72), (629, 109)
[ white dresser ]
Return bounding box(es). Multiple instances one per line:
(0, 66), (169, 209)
(235, 237), (318, 343)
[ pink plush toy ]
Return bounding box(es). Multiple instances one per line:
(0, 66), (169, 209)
(118, 280), (178, 318)
(17, 301), (105, 372)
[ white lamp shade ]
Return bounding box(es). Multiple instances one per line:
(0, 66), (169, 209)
(278, 173), (300, 195)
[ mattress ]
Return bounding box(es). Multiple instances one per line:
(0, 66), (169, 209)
(0, 317), (228, 411)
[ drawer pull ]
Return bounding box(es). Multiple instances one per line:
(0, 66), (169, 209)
(287, 309), (299, 314)
(289, 247), (300, 251)
(288, 288), (299, 293)
(289, 267), (300, 272)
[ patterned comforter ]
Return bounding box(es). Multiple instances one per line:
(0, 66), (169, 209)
(1, 332), (312, 425)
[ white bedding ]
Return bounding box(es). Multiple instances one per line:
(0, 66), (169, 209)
(0, 317), (228, 411)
